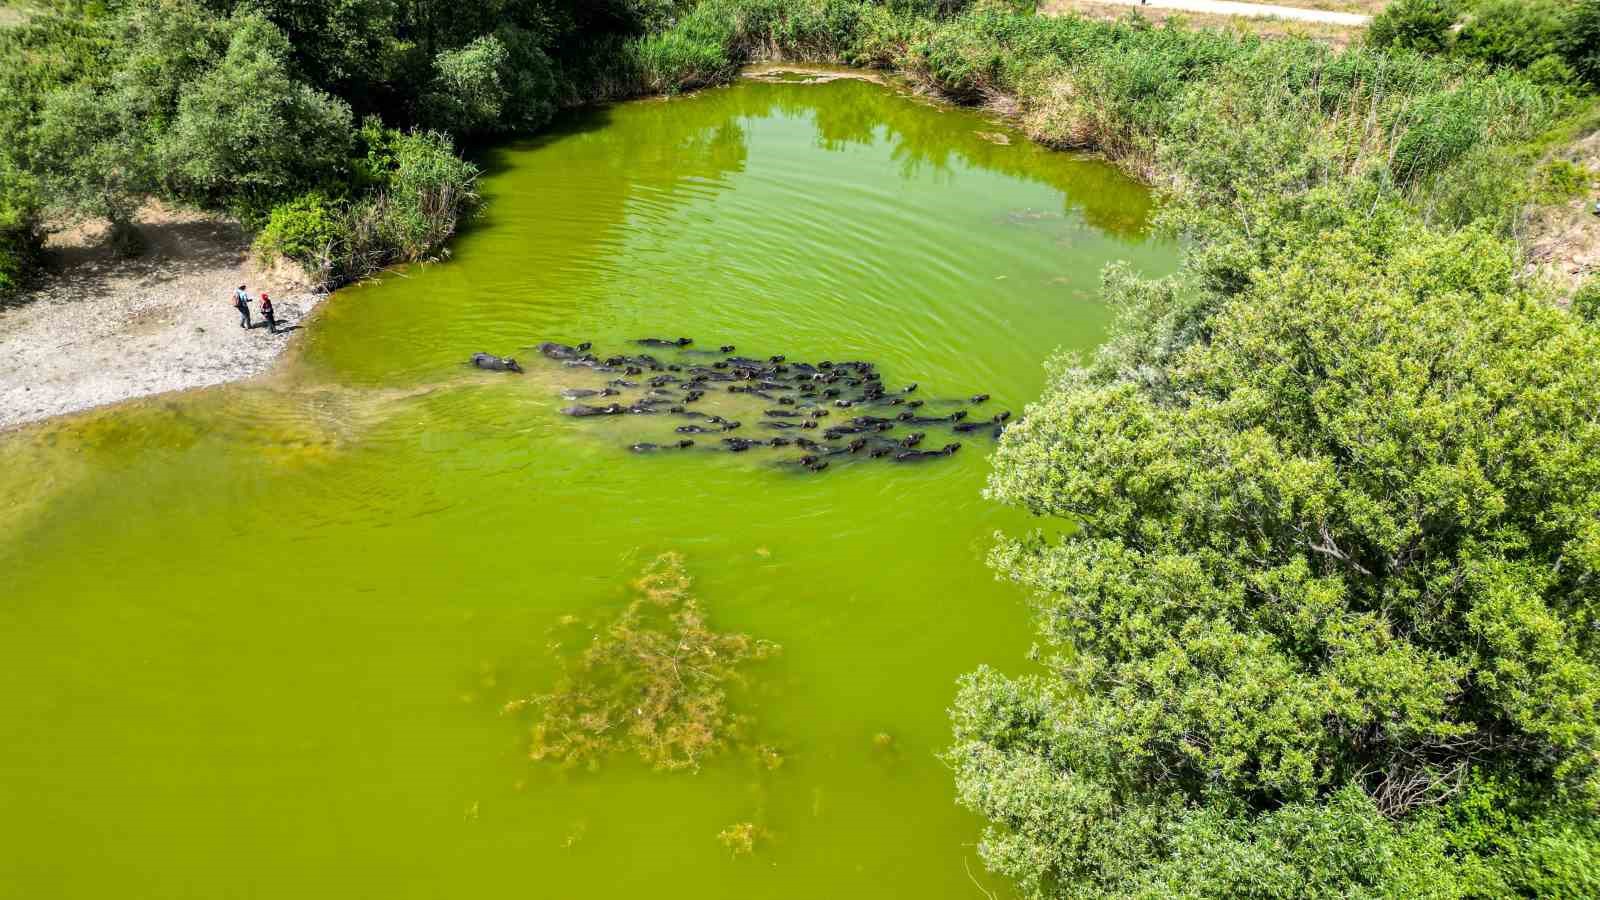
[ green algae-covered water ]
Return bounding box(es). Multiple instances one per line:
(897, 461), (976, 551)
(0, 74), (1175, 898)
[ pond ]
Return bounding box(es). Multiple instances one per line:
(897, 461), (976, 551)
(0, 73), (1176, 897)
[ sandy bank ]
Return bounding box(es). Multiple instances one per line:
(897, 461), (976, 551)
(0, 204), (324, 432)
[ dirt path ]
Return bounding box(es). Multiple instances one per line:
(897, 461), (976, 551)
(0, 203), (323, 432)
(1070, 0), (1371, 25)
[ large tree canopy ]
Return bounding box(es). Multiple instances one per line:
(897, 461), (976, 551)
(953, 191), (1600, 898)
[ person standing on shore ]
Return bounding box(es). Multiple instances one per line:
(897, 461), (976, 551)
(260, 292), (277, 334)
(233, 284), (252, 329)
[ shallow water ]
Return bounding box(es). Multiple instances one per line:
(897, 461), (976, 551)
(0, 75), (1175, 897)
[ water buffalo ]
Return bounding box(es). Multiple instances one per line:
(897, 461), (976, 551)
(472, 352), (523, 373)
(562, 403), (625, 417)
(632, 439), (695, 452)
(894, 443), (961, 462)
(537, 341), (582, 358)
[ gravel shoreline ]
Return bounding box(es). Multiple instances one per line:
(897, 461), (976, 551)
(0, 205), (324, 432)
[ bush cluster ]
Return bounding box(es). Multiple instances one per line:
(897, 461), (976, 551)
(1371, 0), (1600, 89)
(0, 0), (664, 293)
(253, 126), (479, 286)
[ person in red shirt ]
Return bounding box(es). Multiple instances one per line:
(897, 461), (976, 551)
(260, 292), (277, 333)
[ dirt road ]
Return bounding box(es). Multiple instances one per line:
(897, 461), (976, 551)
(1076, 0), (1371, 26)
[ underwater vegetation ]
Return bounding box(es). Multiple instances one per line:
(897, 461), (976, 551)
(506, 553), (780, 772)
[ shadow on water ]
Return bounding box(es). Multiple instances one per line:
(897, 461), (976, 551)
(465, 103), (619, 183)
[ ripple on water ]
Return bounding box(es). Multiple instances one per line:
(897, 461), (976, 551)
(0, 75), (1177, 900)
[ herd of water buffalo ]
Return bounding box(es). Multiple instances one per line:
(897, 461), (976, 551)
(470, 338), (1010, 472)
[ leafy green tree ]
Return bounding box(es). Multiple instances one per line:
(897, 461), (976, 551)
(216, 0), (411, 112)
(423, 35), (511, 134)
(32, 82), (154, 252)
(953, 189), (1600, 897)
(493, 24), (559, 131)
(421, 31), (557, 135)
(158, 12), (353, 221)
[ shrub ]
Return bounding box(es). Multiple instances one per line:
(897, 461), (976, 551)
(1574, 277), (1600, 324)
(0, 221), (44, 297)
(628, 29), (734, 94)
(253, 192), (343, 273)
(374, 128), (479, 260)
(1368, 0), (1460, 54)
(1564, 0), (1600, 88)
(1454, 0), (1564, 72)
(1525, 53), (1579, 87)
(421, 30), (558, 136)
(493, 25), (559, 132)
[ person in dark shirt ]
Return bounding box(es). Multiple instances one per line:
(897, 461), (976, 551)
(233, 284), (252, 329)
(260, 292), (277, 334)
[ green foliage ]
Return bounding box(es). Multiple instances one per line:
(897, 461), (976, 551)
(1440, 776), (1600, 897)
(421, 30), (558, 135)
(1525, 53), (1579, 88)
(0, 11), (116, 276)
(628, 27), (737, 94)
(1454, 0), (1564, 73)
(32, 82), (153, 245)
(233, 0), (408, 107)
(255, 127), (479, 284)
(1368, 0), (1460, 54)
(1573, 277), (1600, 324)
(424, 35), (513, 134)
(1364, 0), (1600, 88)
(959, 186), (1600, 896)
(0, 217), (45, 296)
(889, 0), (1034, 15)
(112, 0), (234, 134)
(253, 192), (342, 268)
(157, 12), (353, 223)
(368, 128), (480, 260)
(0, 0), (674, 289)
(493, 25), (560, 131)
(1565, 0), (1600, 88)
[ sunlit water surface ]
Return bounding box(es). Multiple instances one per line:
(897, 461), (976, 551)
(0, 75), (1175, 898)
